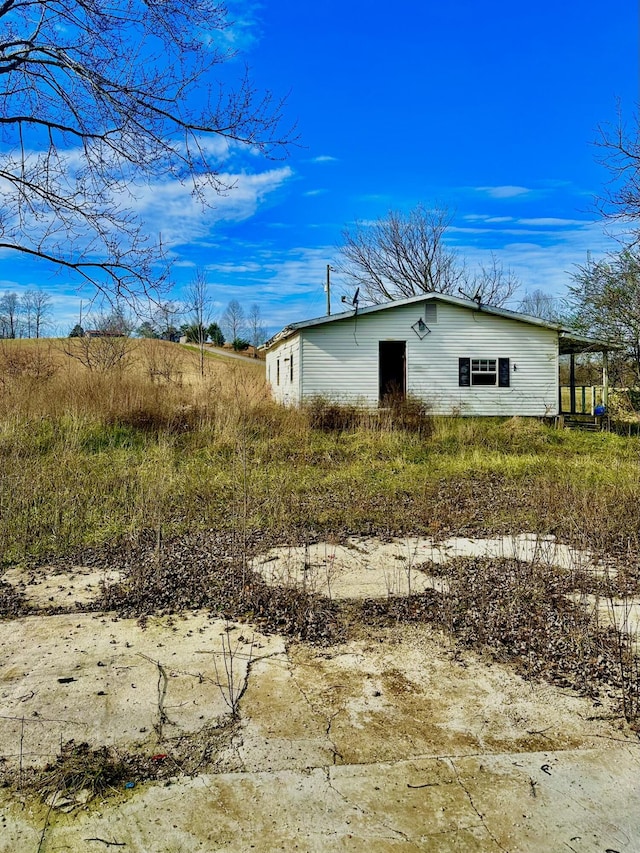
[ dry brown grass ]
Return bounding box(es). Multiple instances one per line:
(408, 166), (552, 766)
(0, 337), (269, 426)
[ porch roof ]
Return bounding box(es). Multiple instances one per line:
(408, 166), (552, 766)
(558, 331), (618, 355)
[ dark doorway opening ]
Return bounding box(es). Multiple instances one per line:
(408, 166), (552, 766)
(379, 341), (406, 403)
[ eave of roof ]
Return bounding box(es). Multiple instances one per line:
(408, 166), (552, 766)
(260, 291), (614, 353)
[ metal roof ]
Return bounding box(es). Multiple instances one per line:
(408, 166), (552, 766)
(262, 292), (615, 353)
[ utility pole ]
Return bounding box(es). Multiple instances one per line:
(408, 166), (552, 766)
(326, 264), (332, 315)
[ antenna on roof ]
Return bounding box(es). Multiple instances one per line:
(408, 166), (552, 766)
(458, 287), (482, 306)
(341, 287), (360, 312)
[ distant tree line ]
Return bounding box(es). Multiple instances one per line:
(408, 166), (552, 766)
(131, 294), (267, 354)
(0, 289), (53, 338)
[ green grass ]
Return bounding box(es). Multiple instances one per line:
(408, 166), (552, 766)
(0, 339), (639, 564)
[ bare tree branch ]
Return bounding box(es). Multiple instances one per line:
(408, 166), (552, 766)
(0, 0), (293, 304)
(594, 105), (640, 238)
(517, 288), (567, 323)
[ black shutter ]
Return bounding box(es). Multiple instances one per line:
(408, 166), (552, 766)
(459, 358), (470, 387)
(498, 358), (510, 387)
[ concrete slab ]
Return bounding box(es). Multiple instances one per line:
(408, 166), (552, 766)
(251, 534), (604, 600)
(1, 748), (638, 852)
(0, 613), (281, 768)
(3, 562), (124, 609)
(1, 536), (639, 852)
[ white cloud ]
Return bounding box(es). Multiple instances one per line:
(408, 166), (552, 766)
(127, 166), (294, 246)
(177, 244), (338, 332)
(476, 185), (533, 199)
(205, 261), (263, 274)
(303, 188), (327, 197)
(201, 1), (262, 53)
(516, 217), (593, 227)
(450, 220), (623, 299)
(309, 155), (338, 163)
(463, 215), (514, 223)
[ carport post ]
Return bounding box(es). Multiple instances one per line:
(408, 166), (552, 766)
(569, 353), (576, 415)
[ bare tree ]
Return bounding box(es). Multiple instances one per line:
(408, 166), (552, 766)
(19, 290), (34, 338)
(185, 269), (212, 377)
(247, 303), (266, 352)
(0, 1), (292, 304)
(32, 288), (53, 338)
(337, 204), (518, 306)
(468, 253), (519, 308)
(95, 303), (134, 336)
(594, 107), (640, 237)
(518, 288), (566, 323)
(63, 311), (134, 372)
(338, 205), (463, 303)
(0, 292), (20, 338)
(20, 288), (52, 338)
(221, 299), (247, 344)
(152, 301), (182, 342)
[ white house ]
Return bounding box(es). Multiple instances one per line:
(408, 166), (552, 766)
(262, 293), (610, 417)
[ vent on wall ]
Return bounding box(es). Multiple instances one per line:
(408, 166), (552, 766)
(425, 302), (437, 323)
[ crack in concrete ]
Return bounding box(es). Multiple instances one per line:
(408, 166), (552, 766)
(324, 766), (413, 844)
(289, 660), (344, 764)
(446, 757), (511, 853)
(325, 709), (343, 765)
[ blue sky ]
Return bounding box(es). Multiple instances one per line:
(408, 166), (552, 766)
(1, 0), (638, 335)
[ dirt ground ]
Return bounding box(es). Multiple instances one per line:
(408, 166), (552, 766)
(1, 536), (639, 852)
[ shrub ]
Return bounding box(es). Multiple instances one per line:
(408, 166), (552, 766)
(232, 337), (250, 351)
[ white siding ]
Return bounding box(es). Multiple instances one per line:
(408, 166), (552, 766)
(297, 301), (559, 416)
(266, 334), (301, 405)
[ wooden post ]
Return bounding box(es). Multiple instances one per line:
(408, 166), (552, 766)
(602, 350), (609, 409)
(569, 353), (576, 415)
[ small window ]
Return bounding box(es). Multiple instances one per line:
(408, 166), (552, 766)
(471, 358), (497, 386)
(290, 353), (294, 382)
(276, 359), (280, 386)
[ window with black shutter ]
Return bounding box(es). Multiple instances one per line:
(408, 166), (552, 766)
(459, 357), (511, 388)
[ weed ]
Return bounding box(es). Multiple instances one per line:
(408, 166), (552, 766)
(212, 626), (255, 717)
(358, 555), (640, 723)
(87, 530), (343, 644)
